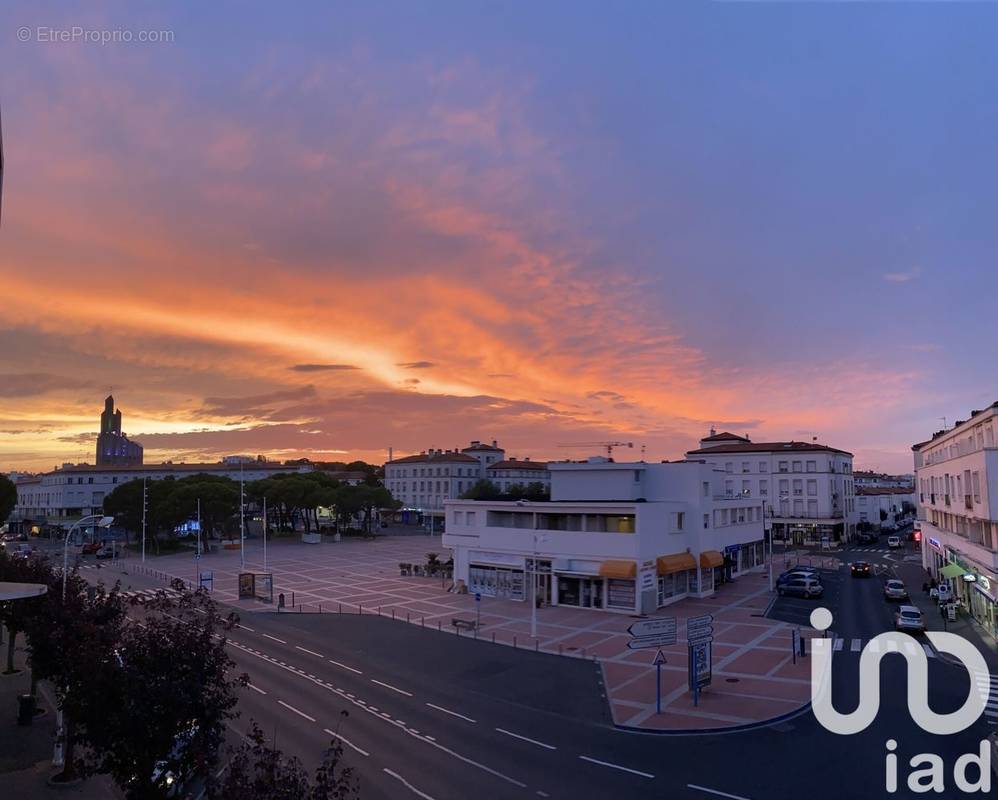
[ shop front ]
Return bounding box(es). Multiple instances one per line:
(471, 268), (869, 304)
(700, 550), (724, 593)
(656, 553), (698, 608)
(943, 549), (998, 642)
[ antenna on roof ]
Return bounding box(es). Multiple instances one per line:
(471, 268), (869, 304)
(939, 416), (948, 429)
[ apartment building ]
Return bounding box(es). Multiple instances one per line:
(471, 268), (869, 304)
(854, 470), (915, 491)
(383, 440), (507, 514)
(913, 402), (998, 638)
(442, 458), (766, 615)
(685, 430), (856, 544)
(485, 459), (550, 493)
(855, 486), (916, 530)
(12, 461), (311, 525)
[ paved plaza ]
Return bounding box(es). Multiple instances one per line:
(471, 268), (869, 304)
(99, 534), (820, 732)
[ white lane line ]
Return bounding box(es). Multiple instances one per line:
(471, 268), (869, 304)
(371, 679), (413, 697)
(296, 645), (324, 658)
(262, 633), (287, 644)
(578, 755), (654, 779)
(850, 639), (862, 652)
(247, 683), (267, 695)
(495, 727), (556, 750)
(383, 768), (436, 800)
(329, 659), (363, 675)
(687, 784), (752, 800)
(425, 702), (476, 723)
(237, 624), (255, 632)
(832, 639), (843, 652)
(277, 700), (317, 723)
(324, 728), (369, 757)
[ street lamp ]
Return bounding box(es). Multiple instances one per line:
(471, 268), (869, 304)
(530, 531), (549, 639)
(62, 515), (114, 600)
(763, 503), (774, 591)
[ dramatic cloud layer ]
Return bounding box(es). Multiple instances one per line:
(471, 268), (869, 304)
(1, 2), (996, 473)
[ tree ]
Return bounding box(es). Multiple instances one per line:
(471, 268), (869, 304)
(213, 718), (358, 800)
(879, 509), (888, 522)
(0, 473), (16, 522)
(24, 566), (127, 781)
(0, 550), (52, 674)
(460, 479), (502, 501)
(78, 581), (246, 799)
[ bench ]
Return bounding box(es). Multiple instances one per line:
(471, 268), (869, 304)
(451, 618), (478, 631)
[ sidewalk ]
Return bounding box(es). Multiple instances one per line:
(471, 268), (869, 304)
(0, 638), (122, 798)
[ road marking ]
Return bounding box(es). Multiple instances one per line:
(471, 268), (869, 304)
(324, 728), (369, 757)
(383, 768), (436, 800)
(277, 700), (316, 722)
(262, 633), (287, 644)
(329, 659), (363, 675)
(296, 645), (324, 658)
(425, 702), (476, 723)
(687, 784), (752, 800)
(868, 639), (881, 654)
(247, 683), (267, 695)
(237, 624), (255, 632)
(833, 639), (843, 651)
(495, 727), (557, 750)
(371, 679), (413, 697)
(850, 639), (861, 652)
(578, 755), (654, 779)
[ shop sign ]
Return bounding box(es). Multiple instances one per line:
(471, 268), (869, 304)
(639, 565), (656, 593)
(928, 537), (941, 550)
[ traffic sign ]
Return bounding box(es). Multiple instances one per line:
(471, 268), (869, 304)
(627, 633), (677, 650)
(652, 649), (667, 666)
(628, 617), (677, 638)
(687, 613), (713, 628)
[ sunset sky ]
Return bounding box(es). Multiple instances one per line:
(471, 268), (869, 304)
(1, 2), (996, 474)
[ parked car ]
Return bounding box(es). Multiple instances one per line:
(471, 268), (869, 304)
(850, 561), (872, 577)
(95, 545), (115, 560)
(895, 605), (925, 632)
(778, 577), (824, 599)
(777, 569), (822, 587)
(884, 579), (909, 601)
(81, 541), (103, 555)
(4, 542), (36, 559)
(1, 531), (28, 543)
(887, 535), (901, 549)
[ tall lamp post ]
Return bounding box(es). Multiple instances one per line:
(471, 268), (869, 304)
(763, 503), (774, 591)
(530, 531), (549, 639)
(62, 515), (114, 600)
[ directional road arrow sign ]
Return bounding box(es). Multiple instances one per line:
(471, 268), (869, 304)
(628, 617), (677, 638)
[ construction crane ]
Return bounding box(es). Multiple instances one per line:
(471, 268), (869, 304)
(557, 441), (635, 458)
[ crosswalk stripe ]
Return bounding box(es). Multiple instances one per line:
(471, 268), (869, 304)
(833, 639), (844, 651)
(851, 639), (862, 652)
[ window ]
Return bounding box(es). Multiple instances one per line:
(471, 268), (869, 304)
(806, 461), (816, 473)
(778, 461), (789, 473)
(702, 481), (710, 497)
(725, 479), (734, 497)
(671, 512), (685, 531)
(741, 462), (750, 473)
(725, 462), (733, 473)
(793, 479), (803, 496)
(807, 479), (817, 496)
(453, 510), (464, 524)
(741, 480), (751, 496)
(792, 461), (802, 473)
(607, 579), (636, 609)
(759, 462), (768, 473)
(466, 511), (476, 525)
(759, 480), (768, 496)
(703, 514), (710, 529)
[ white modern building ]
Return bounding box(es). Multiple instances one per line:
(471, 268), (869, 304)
(685, 431), (856, 544)
(854, 470), (915, 491)
(913, 402), (998, 639)
(442, 458), (766, 615)
(383, 440), (507, 514)
(855, 487), (916, 530)
(11, 461), (311, 526)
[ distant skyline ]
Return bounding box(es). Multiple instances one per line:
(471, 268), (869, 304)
(1, 2), (996, 473)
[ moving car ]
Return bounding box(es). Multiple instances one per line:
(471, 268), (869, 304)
(895, 605), (925, 632)
(95, 545), (115, 560)
(850, 561), (872, 577)
(887, 535), (901, 549)
(856, 532), (878, 545)
(81, 541), (102, 555)
(777, 577), (824, 599)
(884, 579), (909, 601)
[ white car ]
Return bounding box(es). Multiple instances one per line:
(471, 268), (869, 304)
(884, 579), (909, 601)
(895, 605), (925, 632)
(887, 535), (901, 549)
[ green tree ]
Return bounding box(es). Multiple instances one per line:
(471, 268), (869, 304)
(460, 479), (501, 501)
(213, 719), (358, 800)
(78, 581), (246, 799)
(0, 550), (51, 673)
(0, 474), (17, 522)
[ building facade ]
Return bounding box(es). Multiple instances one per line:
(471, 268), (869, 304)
(854, 470), (915, 491)
(383, 440), (508, 514)
(442, 458), (766, 615)
(685, 431), (856, 544)
(485, 459), (549, 493)
(96, 395), (143, 466)
(12, 461), (311, 525)
(855, 487), (916, 530)
(913, 403), (998, 639)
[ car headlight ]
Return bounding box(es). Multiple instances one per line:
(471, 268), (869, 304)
(165, 775), (174, 786)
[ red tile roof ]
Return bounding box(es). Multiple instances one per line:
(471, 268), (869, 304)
(487, 460), (549, 471)
(700, 431), (751, 443)
(388, 452), (480, 464)
(856, 486), (915, 496)
(686, 441), (853, 456)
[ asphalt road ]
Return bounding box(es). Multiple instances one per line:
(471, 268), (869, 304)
(77, 550), (996, 800)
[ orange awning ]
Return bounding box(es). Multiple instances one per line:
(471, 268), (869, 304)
(657, 553), (697, 575)
(598, 560), (637, 579)
(699, 550), (724, 569)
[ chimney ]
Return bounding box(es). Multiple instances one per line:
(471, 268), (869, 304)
(709, 426), (716, 437)
(492, 439), (498, 448)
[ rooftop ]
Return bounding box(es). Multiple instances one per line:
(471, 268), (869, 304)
(686, 441), (852, 456)
(488, 459), (548, 471)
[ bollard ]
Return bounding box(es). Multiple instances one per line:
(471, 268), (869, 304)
(582, 647), (587, 659)
(407, 612), (410, 623)
(438, 620), (442, 631)
(379, 606), (382, 616)
(392, 609), (396, 620)
(358, 604), (362, 615)
(278, 593), (285, 611)
(492, 632), (495, 644)
(422, 617), (425, 627)
(319, 604), (322, 614)
(339, 603), (342, 614)
(559, 644), (563, 656)
(298, 604), (302, 613)
(292, 592), (295, 607)
(535, 640), (539, 652)
(513, 636), (517, 648)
